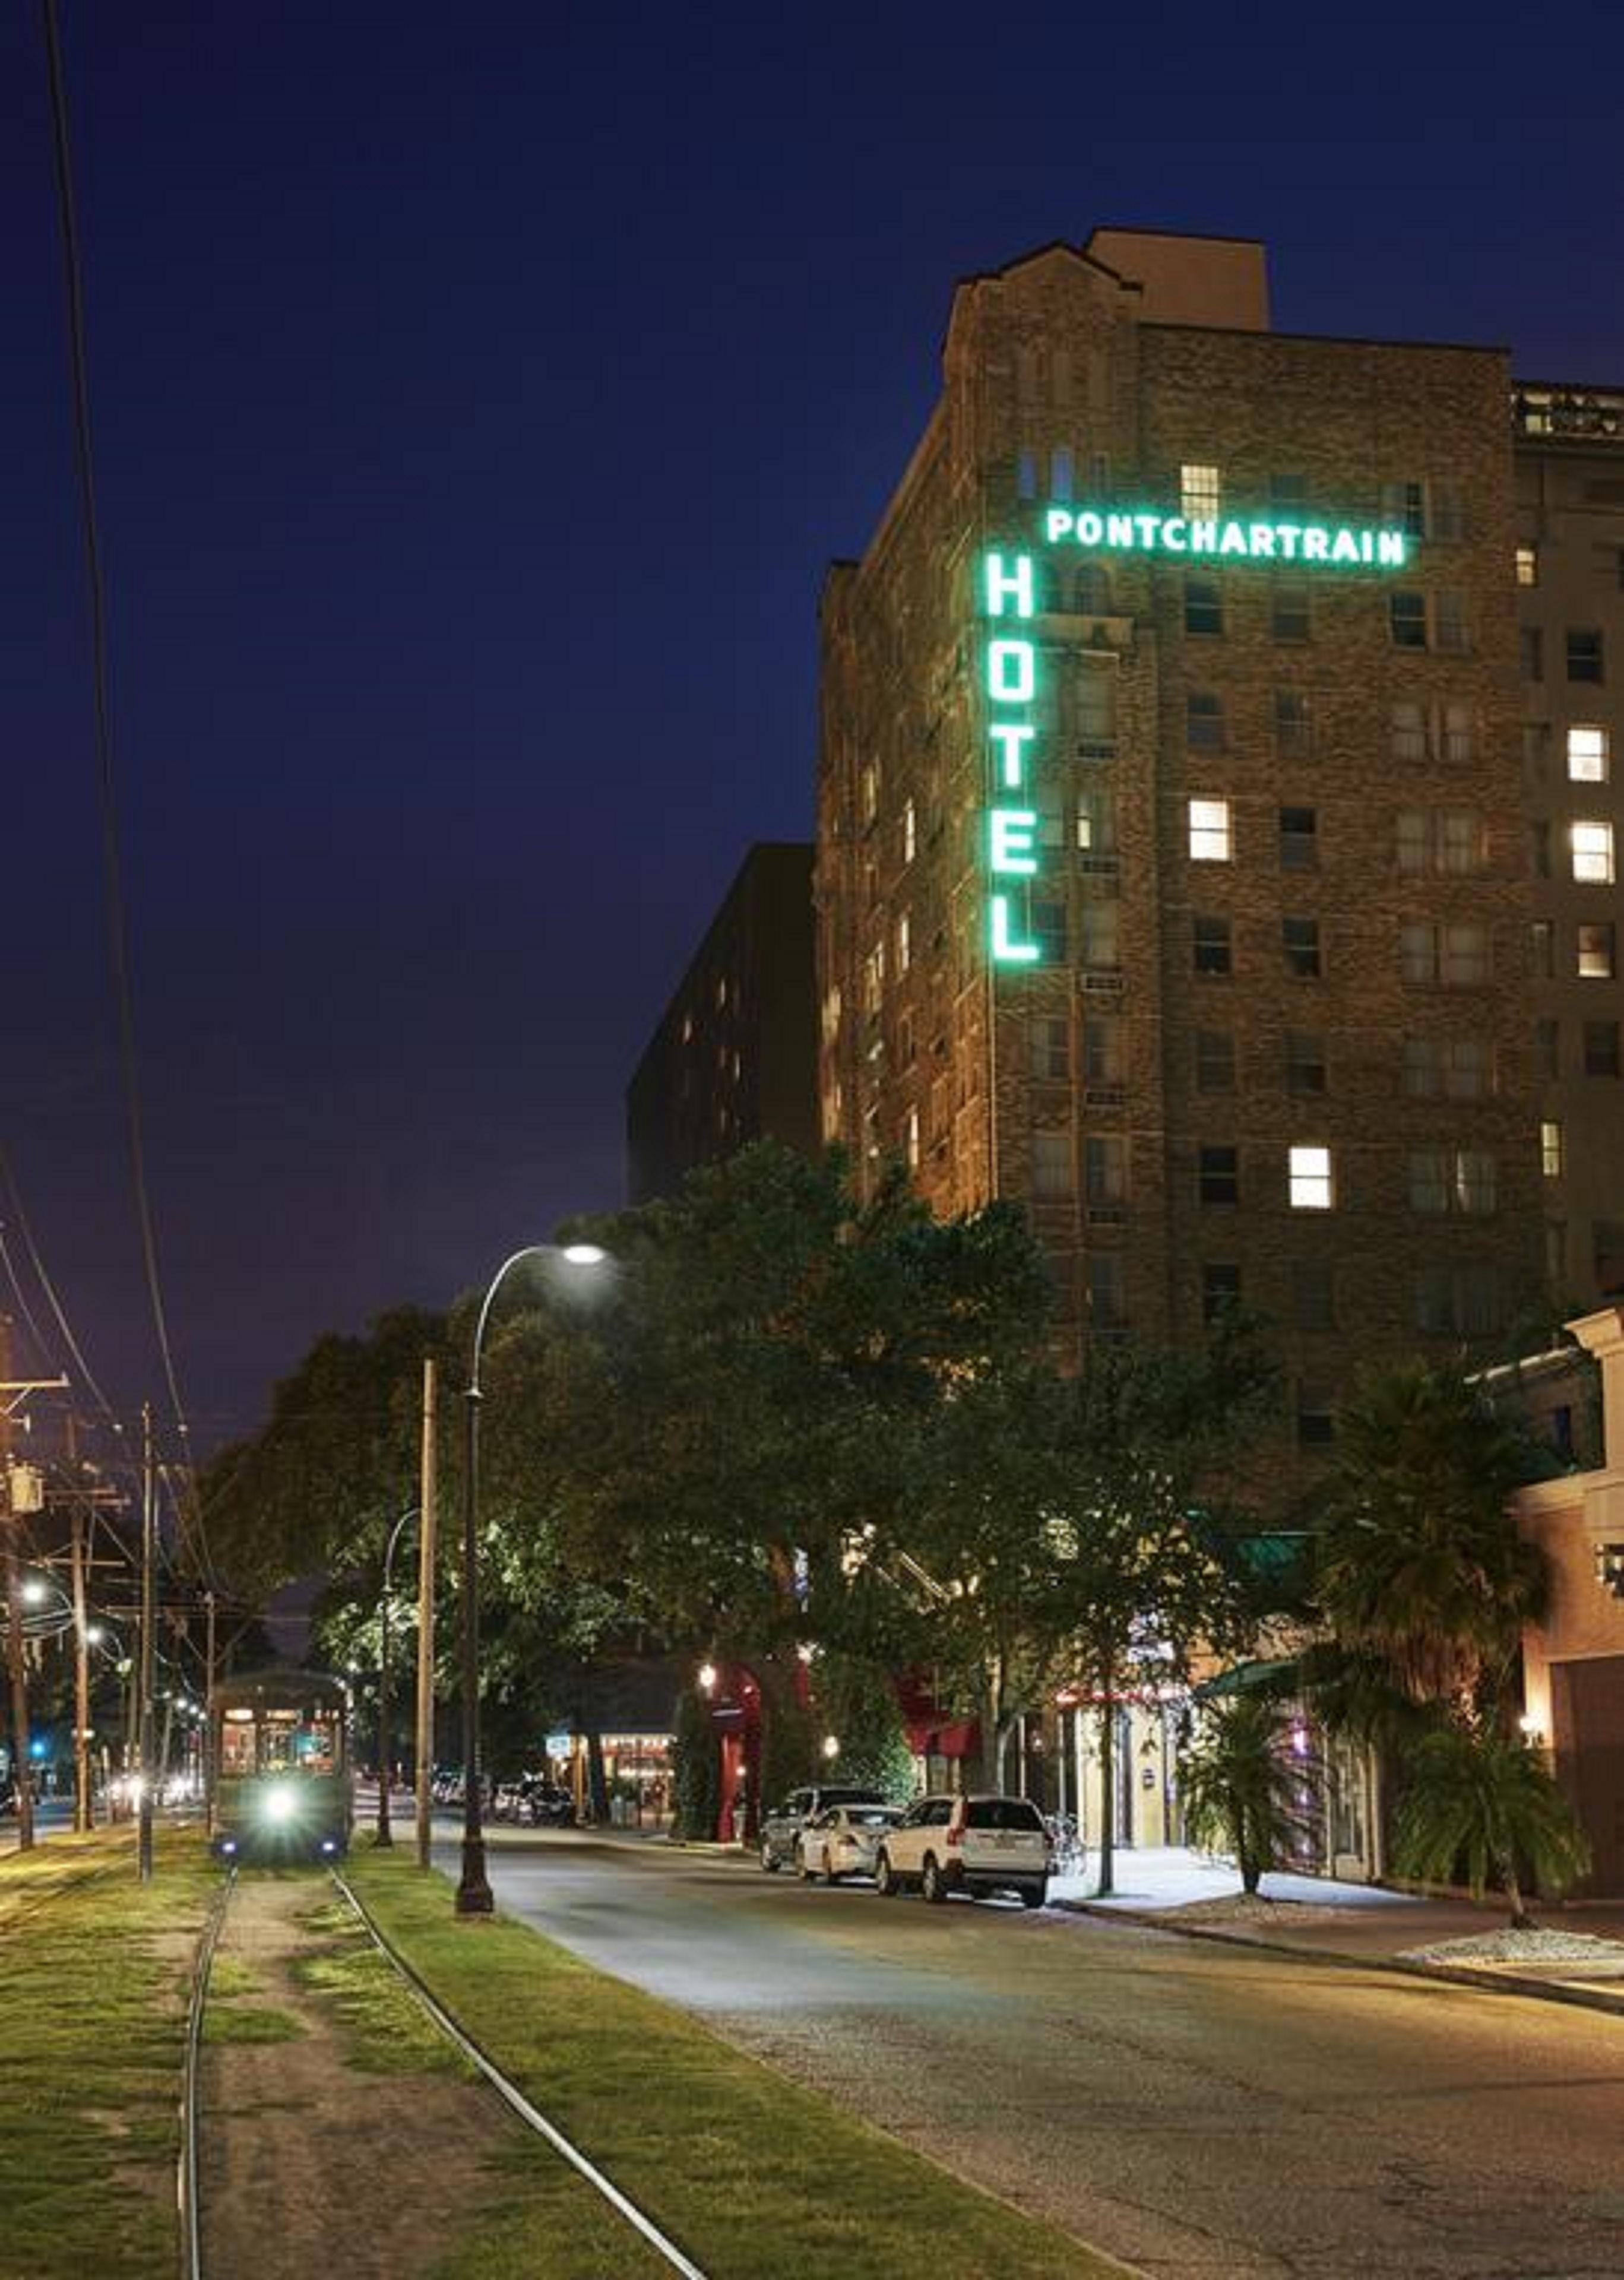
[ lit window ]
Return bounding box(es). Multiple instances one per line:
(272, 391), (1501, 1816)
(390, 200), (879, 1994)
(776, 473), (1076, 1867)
(1289, 1145), (1334, 1210)
(896, 914), (910, 974)
(1542, 1120), (1564, 1179)
(1579, 923), (1617, 980)
(1572, 821), (1616, 884)
(1180, 463), (1221, 520)
(860, 763), (878, 825)
(1189, 798), (1233, 862)
(1076, 791), (1116, 854)
(903, 799), (917, 863)
(1516, 546), (1538, 587)
(1568, 726), (1610, 782)
(904, 1109), (920, 1171)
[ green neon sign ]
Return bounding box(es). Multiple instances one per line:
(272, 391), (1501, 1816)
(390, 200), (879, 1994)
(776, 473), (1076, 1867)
(982, 550), (1041, 965)
(1044, 505), (1407, 567)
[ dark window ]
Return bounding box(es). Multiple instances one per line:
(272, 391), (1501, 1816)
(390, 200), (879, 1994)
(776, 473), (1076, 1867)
(1530, 920), (1555, 977)
(964, 1798), (1046, 1831)
(1521, 626), (1544, 682)
(1568, 628), (1605, 683)
(1186, 691), (1225, 749)
(1275, 688), (1312, 759)
(1075, 564), (1113, 614)
(1389, 590), (1427, 649)
(1584, 1021), (1621, 1078)
(1280, 806), (1318, 869)
(1271, 473), (1307, 509)
(1199, 1145), (1239, 1205)
(1283, 916), (1322, 978)
(1202, 1262), (1242, 1325)
(1536, 1018), (1560, 1079)
(1029, 1017), (1069, 1079)
(1185, 577), (1224, 636)
(1293, 1261), (1335, 1332)
(1193, 914), (1233, 976)
(1286, 1030), (1327, 1095)
(1382, 480), (1427, 537)
(1033, 901), (1068, 962)
(1532, 821), (1552, 878)
(1195, 1029), (1236, 1093)
(1272, 579), (1310, 642)
(1296, 1384), (1336, 1447)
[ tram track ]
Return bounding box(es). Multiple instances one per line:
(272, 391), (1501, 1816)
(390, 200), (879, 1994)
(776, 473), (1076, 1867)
(181, 1861), (707, 2280)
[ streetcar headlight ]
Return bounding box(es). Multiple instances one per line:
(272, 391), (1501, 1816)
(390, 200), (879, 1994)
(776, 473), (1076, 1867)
(261, 1782), (299, 1825)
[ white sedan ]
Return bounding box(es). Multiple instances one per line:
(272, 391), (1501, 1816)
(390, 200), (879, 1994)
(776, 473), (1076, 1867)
(799, 1801), (905, 1884)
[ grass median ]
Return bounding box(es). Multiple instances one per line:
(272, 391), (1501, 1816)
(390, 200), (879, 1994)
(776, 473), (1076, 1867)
(348, 1842), (1128, 2280)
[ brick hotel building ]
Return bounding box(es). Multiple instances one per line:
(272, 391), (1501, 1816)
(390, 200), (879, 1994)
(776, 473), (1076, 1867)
(817, 230), (1623, 1448)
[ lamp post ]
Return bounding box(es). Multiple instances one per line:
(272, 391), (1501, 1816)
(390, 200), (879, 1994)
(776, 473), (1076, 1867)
(375, 1505), (417, 1848)
(456, 1241), (607, 1916)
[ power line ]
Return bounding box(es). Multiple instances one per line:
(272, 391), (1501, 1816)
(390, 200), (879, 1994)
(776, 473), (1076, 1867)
(39, 0), (192, 1452)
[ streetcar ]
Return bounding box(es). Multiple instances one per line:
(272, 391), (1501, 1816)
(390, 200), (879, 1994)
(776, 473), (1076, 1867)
(211, 1668), (353, 1861)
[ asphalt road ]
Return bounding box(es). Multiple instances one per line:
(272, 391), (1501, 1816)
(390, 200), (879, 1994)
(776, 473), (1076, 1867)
(437, 1825), (1624, 2280)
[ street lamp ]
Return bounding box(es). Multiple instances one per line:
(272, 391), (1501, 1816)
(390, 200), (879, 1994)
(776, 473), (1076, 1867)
(375, 1505), (417, 1849)
(456, 1240), (608, 1916)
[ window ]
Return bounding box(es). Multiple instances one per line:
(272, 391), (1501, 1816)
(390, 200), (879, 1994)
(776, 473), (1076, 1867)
(1524, 723), (1550, 780)
(1083, 1016), (1122, 1085)
(1439, 703), (1475, 764)
(1402, 923), (1489, 985)
(1186, 691), (1225, 749)
(1400, 810), (1487, 874)
(1293, 1262), (1335, 1332)
(1567, 628), (1604, 683)
(1522, 627), (1544, 682)
(1271, 472), (1306, 510)
(1079, 898), (1118, 969)
(1568, 725), (1610, 781)
(1077, 671), (1116, 759)
(1185, 577), (1224, 636)
(1015, 449), (1039, 501)
(896, 914), (911, 974)
(1050, 446), (1075, 501)
(1516, 545), (1538, 587)
(1389, 590), (1427, 649)
(1199, 1145), (1239, 1205)
(1180, 463), (1221, 519)
(1280, 806), (1317, 870)
(1202, 1262), (1241, 1325)
(1530, 919), (1555, 978)
(904, 1108), (920, 1171)
(1546, 1221), (1567, 1289)
(1275, 688), (1312, 759)
(1296, 1384), (1337, 1448)
(1455, 1151), (1497, 1214)
(1195, 1029), (1236, 1093)
(1024, 901), (1064, 962)
(1532, 820), (1552, 878)
(1542, 1120), (1564, 1179)
(1088, 1253), (1126, 1335)
(1031, 1129), (1074, 1198)
(1272, 580), (1310, 642)
(1289, 1145), (1334, 1210)
(1434, 591), (1469, 653)
(1283, 916), (1321, 979)
(1572, 821), (1616, 883)
(1402, 1035), (1488, 1098)
(1391, 701), (1428, 762)
(1584, 1021), (1621, 1078)
(1193, 913), (1232, 976)
(1382, 480), (1427, 537)
(1075, 563), (1113, 614)
(1084, 1135), (1127, 1206)
(860, 761), (879, 825)
(1029, 1017), (1069, 1081)
(1579, 923), (1617, 980)
(902, 799), (916, 863)
(1414, 1264), (1502, 1337)
(1429, 480), (1467, 541)
(1075, 790), (1116, 855)
(1286, 1030), (1327, 1095)
(1536, 1018), (1560, 1079)
(1189, 798), (1233, 862)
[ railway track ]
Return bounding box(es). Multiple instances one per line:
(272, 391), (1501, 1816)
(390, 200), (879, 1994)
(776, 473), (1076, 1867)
(181, 1862), (707, 2280)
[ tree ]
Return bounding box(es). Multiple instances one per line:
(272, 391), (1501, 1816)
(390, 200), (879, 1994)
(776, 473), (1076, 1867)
(1391, 1724), (1590, 1927)
(813, 1653), (914, 1799)
(1312, 1363), (1550, 1720)
(1179, 1695), (1309, 1895)
(671, 1682), (721, 1842)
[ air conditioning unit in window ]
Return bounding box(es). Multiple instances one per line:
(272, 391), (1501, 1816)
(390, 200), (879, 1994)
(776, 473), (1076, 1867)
(1087, 1205), (1128, 1227)
(1082, 616), (1134, 651)
(1085, 1085), (1126, 1109)
(1080, 971), (1125, 995)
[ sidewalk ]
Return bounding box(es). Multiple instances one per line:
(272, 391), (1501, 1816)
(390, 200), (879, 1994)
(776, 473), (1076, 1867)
(1052, 1845), (1624, 2016)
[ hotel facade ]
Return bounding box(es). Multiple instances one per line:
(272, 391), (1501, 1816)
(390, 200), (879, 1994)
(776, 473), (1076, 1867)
(818, 230), (1622, 1455)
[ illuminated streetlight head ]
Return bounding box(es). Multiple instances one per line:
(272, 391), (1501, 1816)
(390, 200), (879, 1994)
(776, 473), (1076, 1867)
(822, 1734), (840, 1762)
(21, 1577), (47, 1606)
(562, 1243), (607, 1267)
(697, 1662), (717, 1695)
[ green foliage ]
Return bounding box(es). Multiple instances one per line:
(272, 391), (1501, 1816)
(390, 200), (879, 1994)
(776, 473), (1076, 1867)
(1391, 1724), (1591, 1923)
(1179, 1696), (1310, 1895)
(1313, 1363), (1550, 1716)
(758, 1677), (816, 1810)
(670, 1684), (720, 1841)
(813, 1655), (914, 1799)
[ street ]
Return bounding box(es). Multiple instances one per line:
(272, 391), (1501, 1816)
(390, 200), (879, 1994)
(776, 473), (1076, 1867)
(438, 1825), (1624, 2280)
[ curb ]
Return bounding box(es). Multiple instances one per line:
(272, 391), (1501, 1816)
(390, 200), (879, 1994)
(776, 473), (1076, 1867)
(1053, 1898), (1624, 2019)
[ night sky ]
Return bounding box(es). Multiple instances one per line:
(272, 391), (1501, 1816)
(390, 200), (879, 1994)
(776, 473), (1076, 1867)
(5, 2), (1623, 1455)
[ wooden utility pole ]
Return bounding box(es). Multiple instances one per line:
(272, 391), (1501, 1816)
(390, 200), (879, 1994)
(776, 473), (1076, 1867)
(137, 1402), (156, 1882)
(70, 1503), (91, 1832)
(204, 1589), (216, 1834)
(1, 1319), (31, 1851)
(415, 1355), (438, 1871)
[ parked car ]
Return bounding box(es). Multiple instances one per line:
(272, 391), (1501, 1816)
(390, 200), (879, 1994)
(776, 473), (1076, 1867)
(799, 1801), (905, 1884)
(875, 1793), (1050, 1908)
(759, 1783), (888, 1872)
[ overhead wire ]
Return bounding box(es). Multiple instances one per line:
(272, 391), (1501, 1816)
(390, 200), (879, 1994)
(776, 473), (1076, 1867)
(39, 1), (195, 1459)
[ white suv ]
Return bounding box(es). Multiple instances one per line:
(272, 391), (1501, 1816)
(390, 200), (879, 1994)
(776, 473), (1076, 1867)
(874, 1793), (1050, 1909)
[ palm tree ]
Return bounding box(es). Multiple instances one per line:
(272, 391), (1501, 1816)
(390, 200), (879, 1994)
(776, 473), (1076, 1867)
(1313, 1364), (1549, 1718)
(1179, 1695), (1308, 1895)
(1391, 1724), (1591, 1928)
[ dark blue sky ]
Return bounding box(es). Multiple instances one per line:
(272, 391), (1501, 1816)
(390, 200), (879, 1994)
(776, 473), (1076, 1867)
(5, 1), (1623, 1452)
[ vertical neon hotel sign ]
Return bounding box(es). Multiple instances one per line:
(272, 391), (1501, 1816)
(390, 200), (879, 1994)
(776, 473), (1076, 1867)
(980, 509), (1409, 965)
